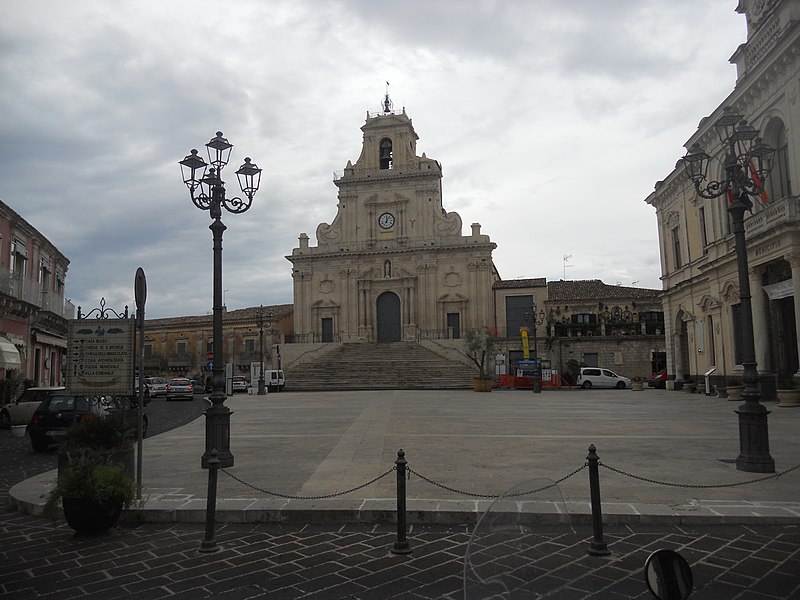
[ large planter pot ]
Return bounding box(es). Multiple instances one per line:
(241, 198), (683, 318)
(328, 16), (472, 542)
(716, 386), (728, 399)
(473, 377), (493, 392)
(631, 381), (644, 391)
(11, 425), (27, 438)
(62, 496), (123, 534)
(777, 389), (800, 408)
(726, 385), (744, 401)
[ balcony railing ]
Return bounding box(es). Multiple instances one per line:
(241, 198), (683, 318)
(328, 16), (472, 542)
(0, 270), (74, 319)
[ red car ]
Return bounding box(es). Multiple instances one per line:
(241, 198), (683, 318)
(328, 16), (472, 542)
(648, 369), (667, 389)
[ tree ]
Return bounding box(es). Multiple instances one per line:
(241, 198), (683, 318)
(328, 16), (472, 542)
(464, 328), (497, 379)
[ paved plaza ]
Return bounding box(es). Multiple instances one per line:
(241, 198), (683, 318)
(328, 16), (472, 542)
(3, 388), (800, 598)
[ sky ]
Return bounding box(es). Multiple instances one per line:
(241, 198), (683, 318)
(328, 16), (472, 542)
(0, 1), (746, 319)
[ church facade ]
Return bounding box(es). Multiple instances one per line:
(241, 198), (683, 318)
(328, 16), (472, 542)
(287, 97), (498, 344)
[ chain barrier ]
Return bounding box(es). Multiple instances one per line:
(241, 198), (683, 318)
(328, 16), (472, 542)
(219, 466), (396, 500)
(405, 463), (589, 499)
(599, 461), (800, 489)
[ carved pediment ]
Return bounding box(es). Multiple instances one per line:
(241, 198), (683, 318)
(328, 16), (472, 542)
(721, 280), (740, 303)
(437, 292), (468, 303)
(697, 294), (720, 310)
(311, 298), (339, 308)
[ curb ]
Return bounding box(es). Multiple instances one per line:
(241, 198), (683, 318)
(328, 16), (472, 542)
(11, 470), (800, 527)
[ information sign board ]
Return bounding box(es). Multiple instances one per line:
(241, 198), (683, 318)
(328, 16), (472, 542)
(67, 318), (135, 396)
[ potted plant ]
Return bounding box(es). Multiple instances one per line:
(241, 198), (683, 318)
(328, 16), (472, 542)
(11, 422), (27, 438)
(47, 415), (137, 533)
(464, 328), (497, 392)
(46, 448), (135, 534)
(725, 379), (744, 401)
(777, 377), (800, 408)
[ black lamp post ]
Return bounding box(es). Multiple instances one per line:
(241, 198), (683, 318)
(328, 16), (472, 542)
(257, 306), (266, 395)
(530, 301), (545, 393)
(681, 106), (775, 473)
(180, 132), (261, 470)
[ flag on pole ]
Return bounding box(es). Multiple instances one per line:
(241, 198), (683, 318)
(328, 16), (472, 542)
(749, 161), (770, 205)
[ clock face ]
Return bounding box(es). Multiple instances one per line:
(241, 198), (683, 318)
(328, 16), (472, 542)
(378, 212), (395, 229)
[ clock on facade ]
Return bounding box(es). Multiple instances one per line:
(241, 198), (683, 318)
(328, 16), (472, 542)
(378, 212), (395, 229)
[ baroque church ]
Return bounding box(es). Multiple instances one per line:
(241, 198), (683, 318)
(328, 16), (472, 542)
(137, 95), (665, 389)
(286, 94), (498, 344)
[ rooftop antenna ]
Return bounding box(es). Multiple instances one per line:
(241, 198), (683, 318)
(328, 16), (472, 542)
(563, 254), (573, 279)
(382, 81), (393, 114)
(632, 281), (639, 287)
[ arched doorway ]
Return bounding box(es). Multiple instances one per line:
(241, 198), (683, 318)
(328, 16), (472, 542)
(376, 292), (401, 342)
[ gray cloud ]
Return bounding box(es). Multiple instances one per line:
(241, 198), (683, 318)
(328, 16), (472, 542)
(0, 0), (745, 317)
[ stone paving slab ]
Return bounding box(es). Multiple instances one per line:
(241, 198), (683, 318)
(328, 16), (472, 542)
(9, 388), (800, 525)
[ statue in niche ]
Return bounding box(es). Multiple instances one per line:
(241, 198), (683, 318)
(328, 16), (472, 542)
(384, 260), (391, 278)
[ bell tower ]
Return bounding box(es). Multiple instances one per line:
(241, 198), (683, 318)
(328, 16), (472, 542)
(288, 93), (497, 343)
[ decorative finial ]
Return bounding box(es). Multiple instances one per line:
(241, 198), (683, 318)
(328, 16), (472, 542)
(383, 81), (393, 114)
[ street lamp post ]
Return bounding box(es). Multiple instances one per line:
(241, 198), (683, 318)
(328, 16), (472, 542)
(180, 133), (261, 552)
(530, 301), (545, 393)
(257, 306), (266, 395)
(682, 106), (775, 473)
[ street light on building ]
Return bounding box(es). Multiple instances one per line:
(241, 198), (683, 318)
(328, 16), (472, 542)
(180, 133), (260, 551)
(681, 106), (775, 473)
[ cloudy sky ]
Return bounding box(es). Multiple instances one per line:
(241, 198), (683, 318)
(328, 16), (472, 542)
(1, 1), (745, 319)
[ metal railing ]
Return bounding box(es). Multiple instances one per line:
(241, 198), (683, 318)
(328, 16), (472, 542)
(218, 444), (800, 556)
(0, 270), (73, 318)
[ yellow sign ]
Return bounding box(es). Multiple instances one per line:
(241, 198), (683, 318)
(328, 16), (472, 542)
(520, 328), (530, 359)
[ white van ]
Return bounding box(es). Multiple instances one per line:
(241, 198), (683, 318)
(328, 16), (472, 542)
(578, 367), (631, 389)
(265, 370), (285, 392)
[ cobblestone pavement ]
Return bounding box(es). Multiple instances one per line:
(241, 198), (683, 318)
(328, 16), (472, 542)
(2, 394), (800, 599)
(2, 513), (799, 599)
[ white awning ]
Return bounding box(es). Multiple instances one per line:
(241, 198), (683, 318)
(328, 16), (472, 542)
(34, 332), (67, 348)
(0, 336), (21, 370)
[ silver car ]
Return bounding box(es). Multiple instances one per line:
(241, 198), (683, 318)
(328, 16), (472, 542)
(166, 377), (194, 401)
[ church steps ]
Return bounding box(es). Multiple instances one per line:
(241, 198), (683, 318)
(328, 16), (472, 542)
(284, 342), (475, 391)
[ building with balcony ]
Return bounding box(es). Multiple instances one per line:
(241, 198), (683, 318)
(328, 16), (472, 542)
(492, 278), (664, 382)
(140, 304), (293, 383)
(0, 200), (74, 387)
(644, 0), (800, 394)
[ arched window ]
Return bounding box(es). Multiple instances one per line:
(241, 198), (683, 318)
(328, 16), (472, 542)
(379, 138), (393, 170)
(765, 119), (791, 202)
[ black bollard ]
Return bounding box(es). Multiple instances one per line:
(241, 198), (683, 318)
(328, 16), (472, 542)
(586, 444), (610, 556)
(199, 449), (220, 553)
(391, 449), (412, 555)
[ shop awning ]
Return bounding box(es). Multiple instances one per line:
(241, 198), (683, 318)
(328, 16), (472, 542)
(0, 336), (21, 370)
(34, 332), (67, 348)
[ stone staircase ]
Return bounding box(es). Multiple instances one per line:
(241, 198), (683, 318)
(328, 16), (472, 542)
(284, 342), (475, 390)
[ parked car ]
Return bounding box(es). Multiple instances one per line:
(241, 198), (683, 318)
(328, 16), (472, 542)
(0, 386), (65, 429)
(578, 367), (631, 389)
(144, 377), (168, 397)
(28, 394), (148, 452)
(231, 376), (249, 393)
(166, 377), (194, 401)
(648, 369), (667, 389)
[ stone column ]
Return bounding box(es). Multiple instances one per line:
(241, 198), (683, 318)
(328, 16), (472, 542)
(749, 265), (770, 371)
(672, 314), (684, 388)
(790, 255), (800, 378)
